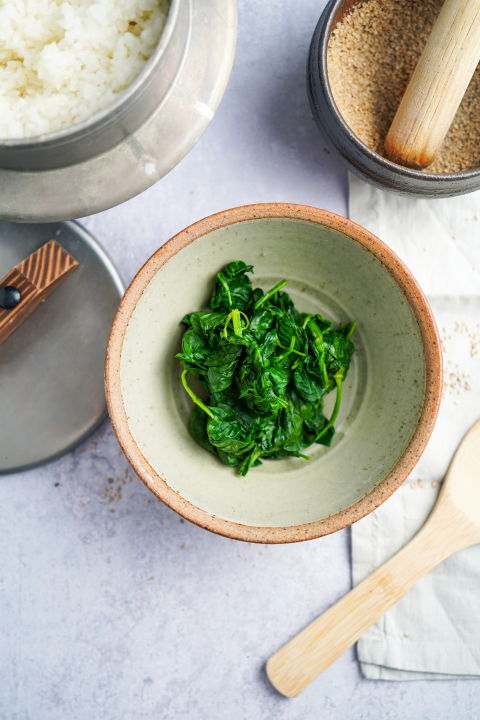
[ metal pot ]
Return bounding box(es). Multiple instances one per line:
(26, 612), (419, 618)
(0, 0), (237, 222)
(307, 0), (480, 199)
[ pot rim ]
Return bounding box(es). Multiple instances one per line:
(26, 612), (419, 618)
(317, 0), (480, 183)
(105, 203), (443, 544)
(0, 0), (180, 149)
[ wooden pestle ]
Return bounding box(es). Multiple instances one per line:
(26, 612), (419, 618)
(385, 0), (480, 170)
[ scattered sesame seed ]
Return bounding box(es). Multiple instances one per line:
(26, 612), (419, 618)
(226, 591), (230, 596)
(182, 544), (187, 549)
(79, 503), (85, 508)
(432, 481), (438, 488)
(238, 554), (243, 559)
(54, 482), (59, 487)
(404, 632), (409, 638)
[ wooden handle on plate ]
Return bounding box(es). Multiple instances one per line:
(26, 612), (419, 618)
(0, 239), (79, 346)
(385, 0), (480, 169)
(266, 498), (476, 697)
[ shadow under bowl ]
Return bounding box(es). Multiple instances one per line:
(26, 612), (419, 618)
(307, 0), (480, 199)
(105, 203), (442, 543)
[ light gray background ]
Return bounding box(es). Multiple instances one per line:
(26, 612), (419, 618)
(2, 1), (478, 718)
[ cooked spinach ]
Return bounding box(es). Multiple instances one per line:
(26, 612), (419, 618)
(176, 261), (356, 476)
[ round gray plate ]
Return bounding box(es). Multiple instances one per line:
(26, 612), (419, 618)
(0, 221), (124, 474)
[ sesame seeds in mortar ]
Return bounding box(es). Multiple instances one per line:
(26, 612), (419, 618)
(327, 0), (480, 174)
(0, 0), (170, 139)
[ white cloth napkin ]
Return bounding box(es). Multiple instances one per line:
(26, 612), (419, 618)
(349, 173), (480, 680)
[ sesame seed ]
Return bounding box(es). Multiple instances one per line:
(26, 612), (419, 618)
(328, 0), (480, 173)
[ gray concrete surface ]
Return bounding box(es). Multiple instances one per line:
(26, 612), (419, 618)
(2, 1), (479, 717)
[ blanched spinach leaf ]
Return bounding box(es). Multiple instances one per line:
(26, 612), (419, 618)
(176, 261), (356, 475)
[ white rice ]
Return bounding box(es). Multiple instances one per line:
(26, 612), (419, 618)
(0, 0), (170, 139)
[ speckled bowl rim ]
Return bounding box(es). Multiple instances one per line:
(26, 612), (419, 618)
(105, 203), (443, 544)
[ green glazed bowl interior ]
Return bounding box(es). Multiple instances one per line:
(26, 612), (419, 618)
(106, 204), (442, 543)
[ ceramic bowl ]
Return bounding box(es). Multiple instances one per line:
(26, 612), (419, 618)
(105, 204), (442, 543)
(307, 0), (480, 199)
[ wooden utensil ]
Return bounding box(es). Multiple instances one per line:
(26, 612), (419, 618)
(0, 239), (78, 346)
(385, 0), (480, 169)
(267, 418), (480, 697)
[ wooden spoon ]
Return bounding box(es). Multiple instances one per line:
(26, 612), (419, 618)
(385, 0), (480, 169)
(266, 418), (480, 697)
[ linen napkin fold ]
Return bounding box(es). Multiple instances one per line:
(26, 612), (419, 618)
(349, 173), (480, 680)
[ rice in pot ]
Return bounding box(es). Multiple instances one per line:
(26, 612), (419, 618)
(0, 0), (170, 140)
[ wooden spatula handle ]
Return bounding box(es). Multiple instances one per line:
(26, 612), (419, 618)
(266, 499), (474, 698)
(385, 0), (480, 169)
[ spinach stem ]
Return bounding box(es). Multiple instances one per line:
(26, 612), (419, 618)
(232, 309), (242, 336)
(315, 367), (344, 442)
(301, 314), (313, 330)
(222, 309), (250, 338)
(253, 279), (288, 311)
(239, 311), (250, 329)
(275, 337), (297, 362)
(345, 321), (357, 341)
(277, 339), (306, 358)
(218, 273), (233, 306)
(307, 320), (329, 387)
(181, 369), (214, 419)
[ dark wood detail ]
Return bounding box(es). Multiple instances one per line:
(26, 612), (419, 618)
(0, 240), (79, 346)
